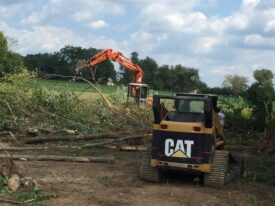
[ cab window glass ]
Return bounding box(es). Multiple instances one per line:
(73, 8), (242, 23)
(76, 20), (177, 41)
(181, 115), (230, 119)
(177, 100), (204, 113)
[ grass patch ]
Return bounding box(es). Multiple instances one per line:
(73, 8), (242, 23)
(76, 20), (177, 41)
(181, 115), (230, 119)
(244, 155), (275, 186)
(0, 176), (8, 197)
(38, 79), (173, 96)
(15, 189), (48, 205)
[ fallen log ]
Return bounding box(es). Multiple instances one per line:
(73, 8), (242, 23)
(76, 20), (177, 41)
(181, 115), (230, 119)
(0, 198), (35, 205)
(0, 131), (16, 141)
(225, 145), (258, 152)
(82, 134), (152, 148)
(0, 134), (151, 151)
(25, 132), (132, 144)
(104, 145), (146, 152)
(0, 145), (82, 151)
(0, 131), (12, 136)
(0, 154), (115, 163)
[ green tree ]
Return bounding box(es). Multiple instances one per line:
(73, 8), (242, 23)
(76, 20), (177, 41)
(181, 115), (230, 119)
(0, 32), (23, 76)
(222, 74), (248, 96)
(207, 87), (234, 96)
(173, 65), (201, 92)
(119, 52), (139, 85)
(246, 69), (275, 130)
(139, 57), (158, 87)
(24, 46), (117, 83)
(155, 65), (177, 90)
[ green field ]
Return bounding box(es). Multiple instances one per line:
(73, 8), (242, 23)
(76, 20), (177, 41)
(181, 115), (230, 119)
(38, 79), (173, 96)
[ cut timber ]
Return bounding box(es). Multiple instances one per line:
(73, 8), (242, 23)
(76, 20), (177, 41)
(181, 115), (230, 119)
(82, 134), (152, 148)
(103, 145), (146, 152)
(8, 174), (21, 192)
(225, 145), (258, 152)
(26, 127), (39, 137)
(0, 154), (115, 163)
(0, 131), (16, 141)
(0, 198), (35, 205)
(0, 146), (82, 151)
(0, 131), (13, 136)
(25, 132), (134, 144)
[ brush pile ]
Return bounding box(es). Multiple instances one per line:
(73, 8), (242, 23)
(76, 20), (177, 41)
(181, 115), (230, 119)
(0, 70), (152, 135)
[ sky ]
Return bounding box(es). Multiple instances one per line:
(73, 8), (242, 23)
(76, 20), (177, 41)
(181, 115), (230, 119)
(1, 0), (275, 86)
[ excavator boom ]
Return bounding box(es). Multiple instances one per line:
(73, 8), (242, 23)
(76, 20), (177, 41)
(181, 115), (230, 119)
(76, 48), (150, 105)
(78, 48), (143, 83)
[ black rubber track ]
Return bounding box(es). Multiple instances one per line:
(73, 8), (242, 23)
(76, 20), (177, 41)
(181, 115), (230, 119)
(204, 150), (229, 187)
(139, 148), (161, 183)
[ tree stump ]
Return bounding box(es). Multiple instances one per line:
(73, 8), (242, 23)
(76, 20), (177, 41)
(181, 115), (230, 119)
(260, 128), (275, 156)
(0, 156), (14, 177)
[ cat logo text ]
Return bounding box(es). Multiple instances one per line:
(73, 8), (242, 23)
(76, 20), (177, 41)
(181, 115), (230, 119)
(164, 139), (194, 158)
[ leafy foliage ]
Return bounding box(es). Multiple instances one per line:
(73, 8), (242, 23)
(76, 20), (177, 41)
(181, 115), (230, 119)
(25, 48), (207, 92)
(246, 69), (275, 130)
(0, 176), (8, 197)
(0, 70), (151, 134)
(24, 46), (116, 83)
(222, 74), (248, 96)
(245, 155), (275, 186)
(15, 189), (48, 205)
(0, 32), (23, 76)
(218, 96), (253, 132)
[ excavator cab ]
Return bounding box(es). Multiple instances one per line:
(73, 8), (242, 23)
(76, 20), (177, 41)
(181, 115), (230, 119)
(127, 83), (149, 105)
(75, 48), (150, 106)
(139, 93), (243, 187)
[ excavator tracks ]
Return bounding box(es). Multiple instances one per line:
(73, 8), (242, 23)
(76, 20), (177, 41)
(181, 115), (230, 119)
(204, 150), (237, 187)
(139, 148), (161, 182)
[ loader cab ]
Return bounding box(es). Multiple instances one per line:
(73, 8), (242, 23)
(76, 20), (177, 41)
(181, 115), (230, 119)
(153, 93), (218, 128)
(127, 83), (149, 105)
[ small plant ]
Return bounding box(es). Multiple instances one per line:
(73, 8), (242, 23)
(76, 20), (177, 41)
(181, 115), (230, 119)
(0, 176), (8, 197)
(15, 189), (47, 205)
(244, 155), (275, 186)
(98, 176), (110, 186)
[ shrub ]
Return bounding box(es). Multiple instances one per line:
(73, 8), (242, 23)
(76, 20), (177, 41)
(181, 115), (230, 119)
(0, 70), (151, 134)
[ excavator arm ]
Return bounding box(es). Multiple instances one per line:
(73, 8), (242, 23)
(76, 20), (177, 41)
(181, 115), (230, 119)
(77, 48), (143, 84)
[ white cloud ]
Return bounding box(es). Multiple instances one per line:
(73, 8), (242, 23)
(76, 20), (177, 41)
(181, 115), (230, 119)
(264, 20), (275, 34)
(86, 20), (107, 29)
(196, 37), (224, 53)
(21, 12), (46, 25)
(241, 0), (260, 9)
(224, 14), (249, 31)
(0, 21), (128, 55)
(243, 34), (275, 50)
(72, 11), (92, 22)
(0, 1), (34, 19)
(1, 0), (275, 86)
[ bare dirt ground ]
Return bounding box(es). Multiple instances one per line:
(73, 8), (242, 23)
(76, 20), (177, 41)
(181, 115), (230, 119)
(3, 147), (273, 206)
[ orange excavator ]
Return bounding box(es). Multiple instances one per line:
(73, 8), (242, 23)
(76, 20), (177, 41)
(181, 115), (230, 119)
(76, 48), (150, 105)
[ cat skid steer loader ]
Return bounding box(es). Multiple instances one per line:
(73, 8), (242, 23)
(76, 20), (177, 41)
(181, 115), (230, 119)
(139, 93), (243, 187)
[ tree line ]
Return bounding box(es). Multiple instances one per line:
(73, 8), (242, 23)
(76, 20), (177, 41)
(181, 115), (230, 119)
(0, 31), (274, 130)
(0, 31), (261, 96)
(23, 46), (208, 93)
